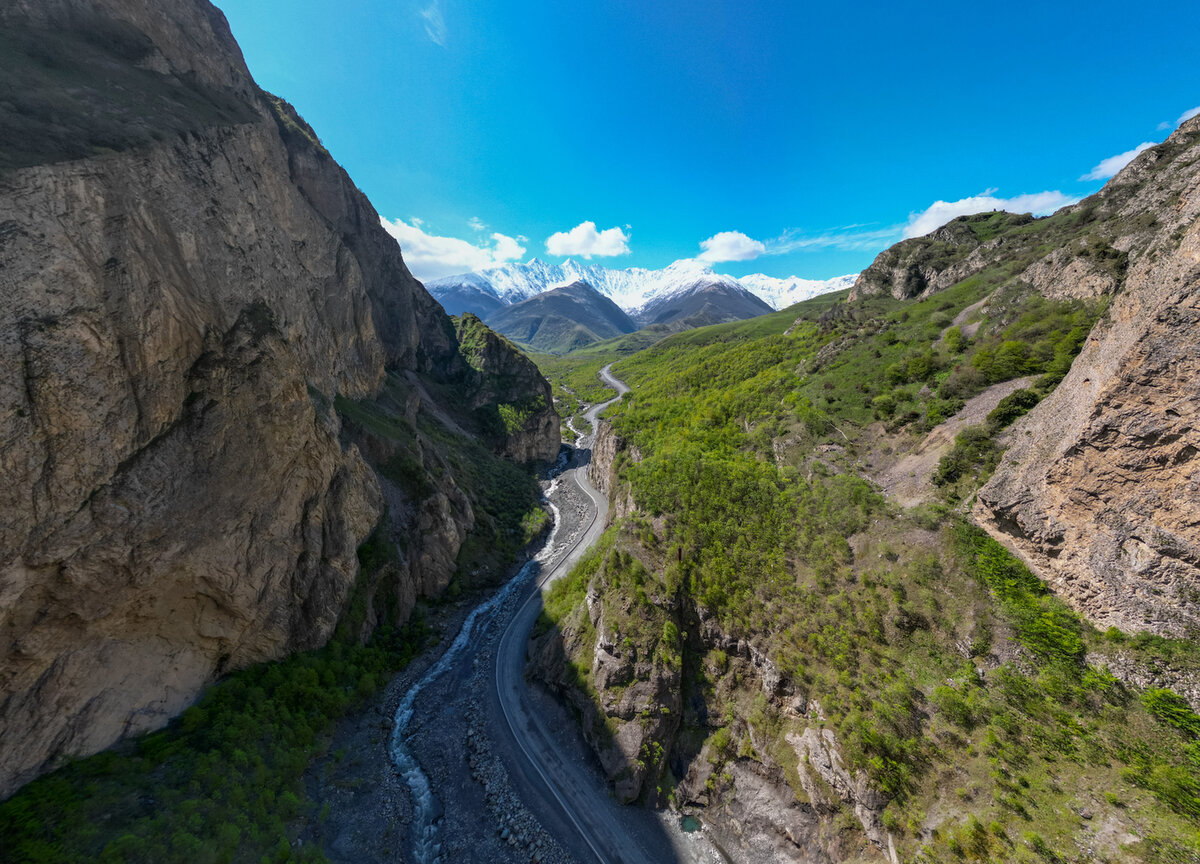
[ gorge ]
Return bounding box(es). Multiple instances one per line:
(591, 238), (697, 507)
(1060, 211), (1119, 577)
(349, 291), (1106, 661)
(1, 1), (1199, 863)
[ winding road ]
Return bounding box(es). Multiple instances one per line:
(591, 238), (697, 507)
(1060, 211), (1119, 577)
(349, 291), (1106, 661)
(490, 364), (653, 863)
(390, 365), (715, 864)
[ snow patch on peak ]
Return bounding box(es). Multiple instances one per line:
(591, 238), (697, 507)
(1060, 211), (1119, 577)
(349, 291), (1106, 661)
(738, 273), (858, 310)
(426, 259), (858, 314)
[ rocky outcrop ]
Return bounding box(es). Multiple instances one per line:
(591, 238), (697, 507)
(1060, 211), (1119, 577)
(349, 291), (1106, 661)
(975, 116), (1200, 636)
(588, 421), (623, 497)
(0, 0), (555, 797)
(787, 729), (898, 863)
(848, 217), (1025, 301)
(529, 546), (681, 805)
(1020, 245), (1121, 300)
(848, 188), (1135, 307)
(454, 314), (560, 463)
(587, 420), (638, 520)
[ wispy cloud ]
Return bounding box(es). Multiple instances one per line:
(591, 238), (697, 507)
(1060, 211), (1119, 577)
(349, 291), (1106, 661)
(419, 1), (447, 46)
(767, 225), (906, 253)
(381, 216), (525, 281)
(693, 188), (1078, 261)
(1161, 105), (1200, 130)
(697, 230), (766, 262)
(902, 190), (1078, 239)
(545, 221), (631, 258)
(1080, 142), (1155, 181)
(468, 216), (486, 231)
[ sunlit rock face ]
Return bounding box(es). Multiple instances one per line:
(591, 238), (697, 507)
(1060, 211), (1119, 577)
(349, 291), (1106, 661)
(0, 0), (556, 797)
(976, 116), (1200, 637)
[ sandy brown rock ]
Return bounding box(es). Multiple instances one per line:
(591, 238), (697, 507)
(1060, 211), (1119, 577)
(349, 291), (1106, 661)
(0, 0), (555, 797)
(588, 419), (638, 520)
(1020, 245), (1121, 300)
(975, 116), (1200, 636)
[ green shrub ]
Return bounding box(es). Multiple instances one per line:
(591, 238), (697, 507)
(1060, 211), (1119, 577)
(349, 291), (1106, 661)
(985, 388), (1040, 434)
(932, 426), (999, 492)
(1143, 688), (1200, 738)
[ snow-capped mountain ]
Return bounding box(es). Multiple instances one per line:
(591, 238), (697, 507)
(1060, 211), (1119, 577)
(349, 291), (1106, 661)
(426, 258), (857, 318)
(737, 273), (859, 310)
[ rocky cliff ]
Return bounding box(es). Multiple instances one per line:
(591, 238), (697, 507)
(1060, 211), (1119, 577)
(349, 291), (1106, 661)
(975, 116), (1200, 636)
(842, 116), (1200, 637)
(587, 418), (638, 519)
(529, 524), (899, 863)
(454, 314), (560, 463)
(0, 0), (557, 798)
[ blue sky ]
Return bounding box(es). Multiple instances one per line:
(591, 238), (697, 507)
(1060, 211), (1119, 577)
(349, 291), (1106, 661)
(218, 0), (1199, 282)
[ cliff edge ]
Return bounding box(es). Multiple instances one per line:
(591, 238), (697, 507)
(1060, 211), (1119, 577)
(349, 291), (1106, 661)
(0, 0), (557, 797)
(975, 116), (1200, 636)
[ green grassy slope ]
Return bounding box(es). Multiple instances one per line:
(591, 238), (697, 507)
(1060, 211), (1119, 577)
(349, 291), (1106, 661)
(539, 274), (1200, 862)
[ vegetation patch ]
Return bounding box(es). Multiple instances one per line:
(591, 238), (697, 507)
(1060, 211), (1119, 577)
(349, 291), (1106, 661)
(535, 278), (1200, 862)
(0, 572), (426, 864)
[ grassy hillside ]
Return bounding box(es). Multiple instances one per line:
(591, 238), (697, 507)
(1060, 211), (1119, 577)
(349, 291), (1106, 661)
(539, 272), (1200, 862)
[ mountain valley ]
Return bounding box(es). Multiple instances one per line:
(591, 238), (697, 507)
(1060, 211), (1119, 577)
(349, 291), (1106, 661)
(429, 259), (852, 353)
(0, 2), (1197, 864)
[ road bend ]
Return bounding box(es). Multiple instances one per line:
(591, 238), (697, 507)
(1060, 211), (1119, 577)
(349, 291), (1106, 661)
(489, 365), (681, 864)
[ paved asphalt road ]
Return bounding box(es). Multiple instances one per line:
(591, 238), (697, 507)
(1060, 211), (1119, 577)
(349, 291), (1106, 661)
(488, 366), (687, 864)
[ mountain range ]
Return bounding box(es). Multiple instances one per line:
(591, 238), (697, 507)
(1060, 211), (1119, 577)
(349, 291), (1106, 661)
(426, 258), (856, 319)
(427, 258), (854, 351)
(484, 281), (637, 353)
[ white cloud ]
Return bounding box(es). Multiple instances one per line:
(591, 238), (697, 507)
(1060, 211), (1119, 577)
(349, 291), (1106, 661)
(902, 190), (1078, 239)
(768, 225), (905, 254)
(545, 221), (631, 258)
(1158, 105), (1199, 131)
(381, 216), (525, 281)
(468, 216), (486, 231)
(697, 230), (767, 262)
(490, 232), (525, 261)
(419, 1), (446, 46)
(1080, 142), (1155, 181)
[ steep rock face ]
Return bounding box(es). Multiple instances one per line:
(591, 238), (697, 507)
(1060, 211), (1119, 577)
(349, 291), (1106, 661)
(454, 314), (560, 463)
(848, 218), (1012, 301)
(588, 421), (623, 498)
(0, 0), (555, 797)
(587, 419), (638, 520)
(975, 117), (1200, 636)
(528, 548), (682, 805)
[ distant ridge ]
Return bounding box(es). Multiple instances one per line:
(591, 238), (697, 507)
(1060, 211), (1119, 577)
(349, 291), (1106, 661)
(484, 281), (636, 353)
(426, 258), (856, 319)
